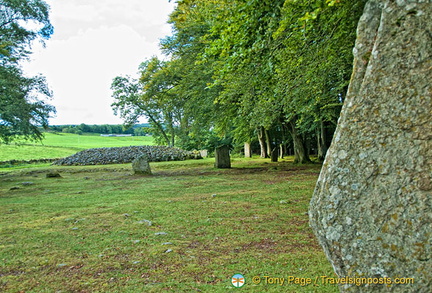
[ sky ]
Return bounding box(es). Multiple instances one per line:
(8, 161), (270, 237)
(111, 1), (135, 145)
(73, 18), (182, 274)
(22, 0), (176, 125)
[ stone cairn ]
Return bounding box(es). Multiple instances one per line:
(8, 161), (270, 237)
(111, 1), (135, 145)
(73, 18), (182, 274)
(309, 1), (431, 292)
(53, 145), (201, 166)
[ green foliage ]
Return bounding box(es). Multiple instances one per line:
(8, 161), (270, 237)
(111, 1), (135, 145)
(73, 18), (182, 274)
(112, 54), (220, 150)
(111, 59), (178, 147)
(0, 0), (55, 143)
(51, 123), (138, 135)
(0, 65), (55, 143)
(274, 0), (366, 124)
(0, 0), (53, 61)
(111, 0), (366, 161)
(197, 0), (365, 160)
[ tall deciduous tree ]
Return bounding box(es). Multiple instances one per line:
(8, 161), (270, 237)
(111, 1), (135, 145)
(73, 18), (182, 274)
(274, 0), (366, 161)
(111, 64), (176, 147)
(112, 0), (366, 161)
(198, 0), (365, 162)
(0, 0), (55, 143)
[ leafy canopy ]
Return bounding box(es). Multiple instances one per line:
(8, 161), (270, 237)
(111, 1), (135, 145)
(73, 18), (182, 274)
(0, 0), (55, 143)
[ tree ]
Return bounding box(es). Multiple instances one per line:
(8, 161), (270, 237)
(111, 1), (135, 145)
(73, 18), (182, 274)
(0, 0), (55, 143)
(111, 0), (366, 160)
(198, 0), (365, 162)
(273, 0), (366, 162)
(197, 0), (312, 162)
(113, 0), (223, 150)
(111, 59), (178, 147)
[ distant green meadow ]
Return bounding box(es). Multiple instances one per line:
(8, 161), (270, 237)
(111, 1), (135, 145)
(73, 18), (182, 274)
(0, 133), (155, 162)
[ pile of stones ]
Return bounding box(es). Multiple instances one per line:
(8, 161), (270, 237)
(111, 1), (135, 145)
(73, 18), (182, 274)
(52, 146), (201, 166)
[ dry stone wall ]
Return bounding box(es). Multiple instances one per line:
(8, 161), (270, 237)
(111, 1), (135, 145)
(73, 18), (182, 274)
(309, 0), (431, 292)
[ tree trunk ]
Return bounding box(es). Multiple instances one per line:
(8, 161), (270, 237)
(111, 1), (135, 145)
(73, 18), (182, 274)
(146, 112), (171, 146)
(279, 123), (287, 159)
(265, 129), (272, 158)
(257, 127), (268, 158)
(289, 120), (311, 164)
(317, 120), (328, 162)
(214, 145), (231, 168)
(244, 142), (252, 158)
(279, 144), (285, 159)
(166, 112), (175, 147)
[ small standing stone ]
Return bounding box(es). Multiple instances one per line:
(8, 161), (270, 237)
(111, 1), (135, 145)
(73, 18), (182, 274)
(132, 155), (152, 175)
(271, 147), (278, 162)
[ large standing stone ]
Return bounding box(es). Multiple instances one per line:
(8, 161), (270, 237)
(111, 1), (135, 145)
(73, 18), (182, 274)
(214, 145), (231, 168)
(271, 146), (278, 163)
(309, 1), (431, 292)
(132, 155), (152, 175)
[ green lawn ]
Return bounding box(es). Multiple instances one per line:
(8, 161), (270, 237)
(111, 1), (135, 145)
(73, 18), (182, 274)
(0, 158), (338, 292)
(0, 133), (155, 162)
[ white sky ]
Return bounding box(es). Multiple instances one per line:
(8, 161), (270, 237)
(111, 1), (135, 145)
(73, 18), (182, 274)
(22, 0), (176, 125)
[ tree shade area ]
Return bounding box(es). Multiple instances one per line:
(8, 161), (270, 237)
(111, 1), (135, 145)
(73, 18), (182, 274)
(0, 0), (55, 143)
(111, 0), (367, 163)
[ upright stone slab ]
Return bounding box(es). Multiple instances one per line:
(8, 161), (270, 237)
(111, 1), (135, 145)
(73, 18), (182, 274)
(271, 147), (278, 163)
(214, 145), (231, 168)
(132, 154), (152, 175)
(309, 1), (431, 292)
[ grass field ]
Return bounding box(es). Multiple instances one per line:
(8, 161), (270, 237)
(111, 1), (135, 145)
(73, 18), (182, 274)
(0, 133), (155, 162)
(0, 158), (338, 292)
